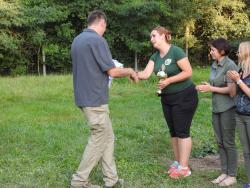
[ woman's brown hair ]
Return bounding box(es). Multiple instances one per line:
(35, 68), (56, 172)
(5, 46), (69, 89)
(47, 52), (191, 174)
(153, 26), (172, 43)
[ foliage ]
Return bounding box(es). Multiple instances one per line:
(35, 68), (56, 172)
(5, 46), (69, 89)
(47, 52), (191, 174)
(197, 0), (250, 40)
(0, 0), (249, 75)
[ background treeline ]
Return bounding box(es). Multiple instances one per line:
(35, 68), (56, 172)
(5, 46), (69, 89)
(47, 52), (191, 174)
(0, 0), (250, 76)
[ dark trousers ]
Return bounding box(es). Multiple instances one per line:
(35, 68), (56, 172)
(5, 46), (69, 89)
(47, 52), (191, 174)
(212, 108), (237, 176)
(235, 113), (250, 182)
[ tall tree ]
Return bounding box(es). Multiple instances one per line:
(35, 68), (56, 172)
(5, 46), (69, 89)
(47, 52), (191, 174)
(0, 0), (27, 75)
(105, 0), (171, 69)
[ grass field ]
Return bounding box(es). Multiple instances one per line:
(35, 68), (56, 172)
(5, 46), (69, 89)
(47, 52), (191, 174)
(0, 67), (247, 188)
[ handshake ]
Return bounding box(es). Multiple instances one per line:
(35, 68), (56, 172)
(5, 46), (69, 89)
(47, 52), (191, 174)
(114, 59), (139, 83)
(129, 68), (139, 83)
(109, 60), (139, 87)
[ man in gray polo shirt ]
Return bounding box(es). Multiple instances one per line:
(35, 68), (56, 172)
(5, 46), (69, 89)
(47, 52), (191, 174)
(70, 10), (138, 188)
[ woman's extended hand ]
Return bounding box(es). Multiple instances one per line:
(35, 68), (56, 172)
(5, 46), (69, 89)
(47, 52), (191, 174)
(158, 78), (171, 90)
(196, 82), (212, 93)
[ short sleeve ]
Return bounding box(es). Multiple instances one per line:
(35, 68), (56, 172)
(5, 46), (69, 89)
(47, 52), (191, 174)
(90, 37), (115, 72)
(149, 52), (157, 62)
(226, 62), (239, 83)
(174, 46), (186, 61)
(227, 62), (239, 72)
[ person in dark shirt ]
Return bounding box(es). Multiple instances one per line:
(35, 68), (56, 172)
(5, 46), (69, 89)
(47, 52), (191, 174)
(137, 26), (198, 179)
(70, 10), (138, 188)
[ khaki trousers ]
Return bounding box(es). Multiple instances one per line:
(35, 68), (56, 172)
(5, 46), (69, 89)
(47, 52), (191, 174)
(71, 104), (118, 187)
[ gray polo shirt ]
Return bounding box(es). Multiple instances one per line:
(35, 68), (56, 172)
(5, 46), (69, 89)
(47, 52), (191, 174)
(71, 28), (115, 107)
(209, 56), (238, 113)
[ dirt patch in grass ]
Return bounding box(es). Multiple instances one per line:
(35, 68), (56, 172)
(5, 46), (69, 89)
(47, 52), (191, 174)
(190, 155), (221, 171)
(190, 154), (244, 171)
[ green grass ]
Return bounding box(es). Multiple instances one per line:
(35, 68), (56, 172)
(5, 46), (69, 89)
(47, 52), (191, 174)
(0, 67), (247, 188)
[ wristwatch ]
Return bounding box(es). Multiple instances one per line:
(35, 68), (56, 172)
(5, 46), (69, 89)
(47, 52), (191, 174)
(237, 79), (243, 85)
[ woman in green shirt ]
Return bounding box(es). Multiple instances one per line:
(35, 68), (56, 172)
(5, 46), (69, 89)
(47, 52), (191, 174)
(138, 26), (198, 179)
(196, 38), (238, 186)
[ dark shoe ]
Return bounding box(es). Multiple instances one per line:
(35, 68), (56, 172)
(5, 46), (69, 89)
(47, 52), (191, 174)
(103, 179), (125, 188)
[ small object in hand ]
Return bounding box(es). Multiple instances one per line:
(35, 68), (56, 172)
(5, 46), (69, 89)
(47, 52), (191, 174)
(156, 64), (168, 96)
(109, 59), (124, 87)
(157, 71), (167, 77)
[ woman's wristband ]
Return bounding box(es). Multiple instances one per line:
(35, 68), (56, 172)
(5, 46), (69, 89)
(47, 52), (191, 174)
(236, 79), (243, 85)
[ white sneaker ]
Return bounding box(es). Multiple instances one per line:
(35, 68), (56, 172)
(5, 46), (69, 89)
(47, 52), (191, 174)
(219, 176), (237, 187)
(211, 174), (227, 184)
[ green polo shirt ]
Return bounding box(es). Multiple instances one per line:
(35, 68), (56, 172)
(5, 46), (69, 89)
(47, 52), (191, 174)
(209, 56), (238, 113)
(150, 45), (193, 94)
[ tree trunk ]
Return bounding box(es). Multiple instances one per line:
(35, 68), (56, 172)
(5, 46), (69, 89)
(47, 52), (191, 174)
(185, 25), (189, 57)
(134, 51), (138, 71)
(42, 46), (46, 76)
(37, 46), (40, 76)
